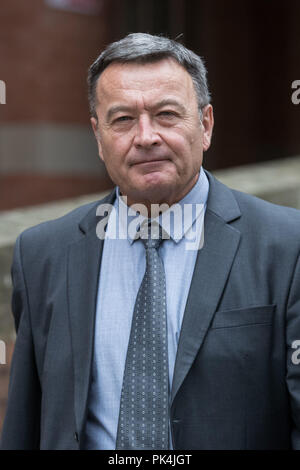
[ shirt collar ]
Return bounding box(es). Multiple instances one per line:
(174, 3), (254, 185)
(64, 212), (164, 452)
(115, 166), (209, 245)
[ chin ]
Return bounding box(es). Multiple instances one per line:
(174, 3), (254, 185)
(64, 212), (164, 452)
(140, 170), (175, 188)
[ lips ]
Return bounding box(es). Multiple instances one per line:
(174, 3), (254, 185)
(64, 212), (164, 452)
(129, 157), (170, 166)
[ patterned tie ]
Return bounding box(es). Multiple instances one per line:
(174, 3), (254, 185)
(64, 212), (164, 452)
(116, 220), (169, 450)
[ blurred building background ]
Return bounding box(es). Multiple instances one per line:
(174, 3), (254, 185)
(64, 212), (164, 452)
(1, 0), (300, 212)
(1, 0), (300, 433)
(0, 0), (113, 211)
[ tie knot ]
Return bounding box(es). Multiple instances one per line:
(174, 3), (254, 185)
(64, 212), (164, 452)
(139, 220), (163, 250)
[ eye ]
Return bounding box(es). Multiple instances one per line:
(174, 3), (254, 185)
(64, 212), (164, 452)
(157, 111), (178, 119)
(115, 115), (133, 122)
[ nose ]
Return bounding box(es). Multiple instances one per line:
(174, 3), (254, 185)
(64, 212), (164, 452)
(133, 114), (161, 149)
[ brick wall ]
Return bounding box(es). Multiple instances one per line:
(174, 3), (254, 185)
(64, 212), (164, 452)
(0, 0), (113, 209)
(0, 0), (108, 124)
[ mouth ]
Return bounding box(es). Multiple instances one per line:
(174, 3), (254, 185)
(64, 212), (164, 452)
(130, 157), (170, 167)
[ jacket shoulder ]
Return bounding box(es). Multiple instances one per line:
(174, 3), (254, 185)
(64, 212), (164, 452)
(232, 187), (300, 224)
(17, 190), (115, 249)
(230, 187), (300, 250)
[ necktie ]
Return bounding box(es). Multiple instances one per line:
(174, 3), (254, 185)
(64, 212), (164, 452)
(116, 220), (169, 450)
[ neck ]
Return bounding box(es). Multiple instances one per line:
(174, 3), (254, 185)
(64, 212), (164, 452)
(120, 173), (200, 218)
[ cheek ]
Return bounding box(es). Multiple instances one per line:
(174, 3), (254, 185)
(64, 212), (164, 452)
(116, 129), (135, 149)
(163, 130), (197, 163)
(162, 129), (185, 149)
(101, 137), (128, 166)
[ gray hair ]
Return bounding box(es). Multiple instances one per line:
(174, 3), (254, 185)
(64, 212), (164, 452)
(87, 32), (211, 120)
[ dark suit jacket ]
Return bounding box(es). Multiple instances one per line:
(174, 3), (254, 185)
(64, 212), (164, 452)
(1, 170), (300, 449)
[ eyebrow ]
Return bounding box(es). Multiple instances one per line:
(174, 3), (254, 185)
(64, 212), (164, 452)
(153, 99), (186, 114)
(106, 99), (186, 123)
(106, 105), (133, 123)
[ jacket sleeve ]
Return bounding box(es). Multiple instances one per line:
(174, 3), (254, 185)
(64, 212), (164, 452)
(0, 234), (41, 449)
(286, 251), (300, 449)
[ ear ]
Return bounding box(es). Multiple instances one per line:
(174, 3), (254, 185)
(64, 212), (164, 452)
(91, 117), (104, 162)
(201, 104), (214, 151)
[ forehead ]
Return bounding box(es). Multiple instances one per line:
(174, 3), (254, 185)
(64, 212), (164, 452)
(95, 58), (196, 106)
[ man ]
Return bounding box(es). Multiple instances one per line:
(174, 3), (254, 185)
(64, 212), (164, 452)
(1, 33), (300, 450)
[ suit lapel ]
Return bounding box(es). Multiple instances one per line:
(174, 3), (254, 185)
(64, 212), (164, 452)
(170, 172), (242, 405)
(67, 190), (116, 437)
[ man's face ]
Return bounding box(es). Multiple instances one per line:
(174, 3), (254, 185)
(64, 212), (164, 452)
(91, 58), (214, 208)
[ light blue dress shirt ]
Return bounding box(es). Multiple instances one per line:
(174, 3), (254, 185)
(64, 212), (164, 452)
(83, 167), (209, 449)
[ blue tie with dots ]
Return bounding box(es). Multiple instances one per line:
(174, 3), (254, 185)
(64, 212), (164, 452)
(116, 221), (169, 450)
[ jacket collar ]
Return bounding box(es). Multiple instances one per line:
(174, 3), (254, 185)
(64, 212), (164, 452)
(77, 170), (241, 234)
